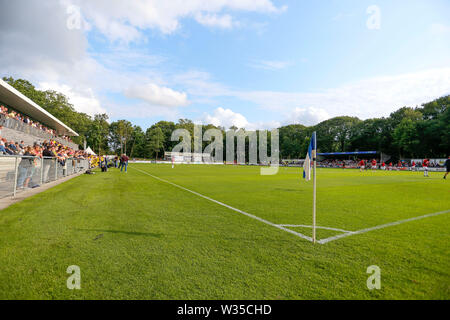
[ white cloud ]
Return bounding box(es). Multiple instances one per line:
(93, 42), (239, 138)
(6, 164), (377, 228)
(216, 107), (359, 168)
(195, 13), (236, 29)
(233, 68), (450, 121)
(176, 67), (450, 125)
(37, 82), (106, 116)
(65, 0), (286, 41)
(202, 107), (280, 130)
(203, 107), (249, 129)
(248, 59), (292, 70)
(0, 1), (87, 68)
(287, 107), (330, 126)
(124, 83), (189, 108)
(91, 17), (143, 43)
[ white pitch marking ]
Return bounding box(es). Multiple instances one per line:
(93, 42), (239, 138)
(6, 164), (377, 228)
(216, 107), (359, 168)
(277, 224), (353, 234)
(132, 166), (450, 245)
(317, 209), (450, 244)
(132, 167), (313, 242)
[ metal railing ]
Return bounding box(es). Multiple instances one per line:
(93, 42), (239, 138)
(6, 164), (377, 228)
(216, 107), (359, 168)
(0, 155), (90, 199)
(0, 114), (79, 150)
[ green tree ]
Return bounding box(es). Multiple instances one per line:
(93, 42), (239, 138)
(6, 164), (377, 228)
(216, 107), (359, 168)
(392, 118), (420, 158)
(314, 116), (362, 153)
(87, 114), (110, 155)
(111, 120), (133, 155)
(146, 127), (165, 159)
(129, 126), (146, 158)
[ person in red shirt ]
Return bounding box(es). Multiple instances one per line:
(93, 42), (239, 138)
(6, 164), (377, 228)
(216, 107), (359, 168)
(423, 158), (429, 177)
(359, 159), (365, 172)
(371, 159), (377, 170)
(381, 162), (386, 170)
(389, 162), (393, 171)
(411, 161), (416, 171)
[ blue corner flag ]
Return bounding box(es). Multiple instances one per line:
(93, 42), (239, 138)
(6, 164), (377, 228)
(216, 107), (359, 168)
(303, 132), (316, 181)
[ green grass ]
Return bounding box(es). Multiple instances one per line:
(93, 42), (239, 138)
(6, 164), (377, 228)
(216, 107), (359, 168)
(0, 164), (449, 299)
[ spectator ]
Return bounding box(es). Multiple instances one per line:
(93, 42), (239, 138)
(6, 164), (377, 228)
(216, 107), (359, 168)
(42, 144), (53, 182)
(0, 138), (7, 154)
(120, 154), (129, 173)
(17, 146), (34, 189)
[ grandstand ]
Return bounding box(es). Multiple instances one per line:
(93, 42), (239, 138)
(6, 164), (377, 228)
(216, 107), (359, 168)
(0, 79), (78, 149)
(0, 79), (89, 199)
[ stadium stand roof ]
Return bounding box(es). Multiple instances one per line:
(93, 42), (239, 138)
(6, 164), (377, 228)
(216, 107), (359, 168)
(0, 79), (78, 136)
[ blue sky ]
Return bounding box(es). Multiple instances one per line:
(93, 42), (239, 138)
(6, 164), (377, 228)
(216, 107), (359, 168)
(1, 0), (449, 130)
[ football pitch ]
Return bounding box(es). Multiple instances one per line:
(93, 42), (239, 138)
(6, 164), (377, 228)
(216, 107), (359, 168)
(0, 164), (449, 299)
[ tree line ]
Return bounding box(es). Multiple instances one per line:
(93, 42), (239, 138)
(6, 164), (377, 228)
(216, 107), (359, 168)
(3, 77), (449, 160)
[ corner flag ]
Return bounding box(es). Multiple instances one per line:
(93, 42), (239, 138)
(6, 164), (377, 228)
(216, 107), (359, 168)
(303, 132), (317, 243)
(303, 132), (316, 181)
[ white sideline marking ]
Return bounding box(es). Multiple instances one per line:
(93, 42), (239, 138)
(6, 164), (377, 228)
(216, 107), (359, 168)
(277, 224), (352, 233)
(317, 209), (450, 244)
(132, 167), (313, 242)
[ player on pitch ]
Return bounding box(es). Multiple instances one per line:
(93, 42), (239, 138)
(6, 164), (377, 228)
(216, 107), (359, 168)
(423, 158), (429, 177)
(371, 159), (377, 170)
(359, 159), (365, 172)
(444, 156), (450, 180)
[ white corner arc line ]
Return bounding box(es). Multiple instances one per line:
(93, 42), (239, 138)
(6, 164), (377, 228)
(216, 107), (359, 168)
(131, 167), (313, 242)
(277, 224), (353, 233)
(317, 209), (450, 244)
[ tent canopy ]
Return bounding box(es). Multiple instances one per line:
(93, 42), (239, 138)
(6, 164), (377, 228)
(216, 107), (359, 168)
(85, 147), (96, 155)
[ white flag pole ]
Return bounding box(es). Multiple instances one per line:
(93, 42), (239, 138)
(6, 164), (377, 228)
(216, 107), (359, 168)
(312, 131), (317, 244)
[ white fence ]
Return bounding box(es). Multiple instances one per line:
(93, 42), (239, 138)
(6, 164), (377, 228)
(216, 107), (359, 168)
(0, 155), (89, 199)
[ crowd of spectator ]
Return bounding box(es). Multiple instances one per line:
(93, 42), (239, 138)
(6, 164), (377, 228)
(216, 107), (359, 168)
(319, 159), (359, 168)
(411, 160), (442, 168)
(0, 138), (87, 161)
(6, 139), (99, 190)
(0, 104), (74, 143)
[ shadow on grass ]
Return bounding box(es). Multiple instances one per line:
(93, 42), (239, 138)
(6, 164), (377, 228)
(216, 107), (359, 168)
(76, 228), (164, 238)
(76, 229), (297, 244)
